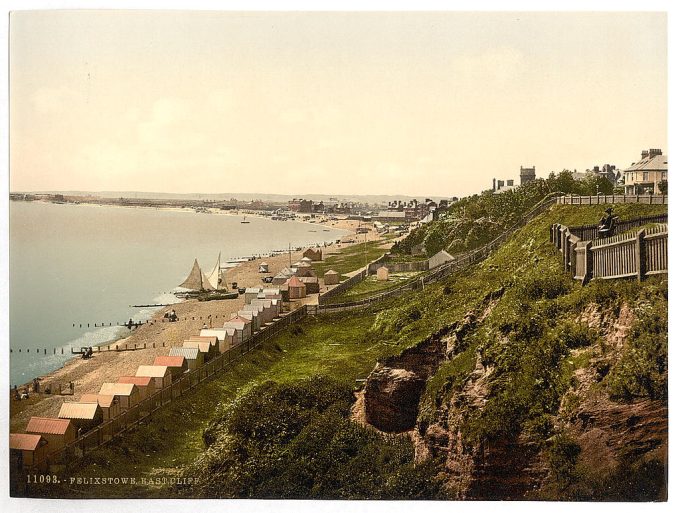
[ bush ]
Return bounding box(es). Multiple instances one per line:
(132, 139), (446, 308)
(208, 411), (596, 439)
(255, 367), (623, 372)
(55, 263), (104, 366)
(548, 433), (582, 485)
(180, 377), (443, 499)
(607, 302), (668, 401)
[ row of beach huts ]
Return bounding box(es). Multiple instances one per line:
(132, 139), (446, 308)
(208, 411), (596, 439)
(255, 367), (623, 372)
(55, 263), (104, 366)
(10, 287), (287, 472)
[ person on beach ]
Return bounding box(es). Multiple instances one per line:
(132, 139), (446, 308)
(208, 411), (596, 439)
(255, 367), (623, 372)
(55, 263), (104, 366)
(127, 318), (134, 330)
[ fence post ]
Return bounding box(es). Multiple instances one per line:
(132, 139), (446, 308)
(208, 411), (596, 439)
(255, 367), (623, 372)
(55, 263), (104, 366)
(582, 240), (592, 285)
(636, 228), (646, 281)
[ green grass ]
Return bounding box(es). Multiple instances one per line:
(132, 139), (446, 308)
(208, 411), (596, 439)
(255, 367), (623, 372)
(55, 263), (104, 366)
(35, 308), (409, 499)
(313, 239), (390, 277)
(325, 272), (423, 304)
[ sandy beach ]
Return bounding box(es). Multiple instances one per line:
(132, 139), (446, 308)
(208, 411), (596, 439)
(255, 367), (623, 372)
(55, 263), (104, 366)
(9, 217), (386, 432)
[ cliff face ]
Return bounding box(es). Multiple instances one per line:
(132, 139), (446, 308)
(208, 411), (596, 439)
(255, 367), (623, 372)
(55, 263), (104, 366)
(361, 295), (667, 500)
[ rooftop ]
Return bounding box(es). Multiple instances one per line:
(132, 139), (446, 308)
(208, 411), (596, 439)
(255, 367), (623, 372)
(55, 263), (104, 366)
(58, 402), (101, 420)
(26, 417), (72, 435)
(10, 433), (44, 451)
(118, 376), (153, 387)
(154, 356), (186, 368)
(100, 382), (137, 396)
(169, 347), (201, 359)
(136, 365), (170, 378)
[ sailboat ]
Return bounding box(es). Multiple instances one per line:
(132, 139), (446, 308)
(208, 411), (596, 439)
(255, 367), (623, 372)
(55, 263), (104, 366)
(205, 252), (225, 290)
(178, 259), (215, 292)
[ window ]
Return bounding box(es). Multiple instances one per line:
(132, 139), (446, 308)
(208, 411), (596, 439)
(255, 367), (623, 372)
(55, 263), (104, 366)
(643, 172), (649, 181)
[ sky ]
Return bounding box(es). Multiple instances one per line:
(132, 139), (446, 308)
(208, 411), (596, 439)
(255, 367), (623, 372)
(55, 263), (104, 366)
(9, 11), (667, 198)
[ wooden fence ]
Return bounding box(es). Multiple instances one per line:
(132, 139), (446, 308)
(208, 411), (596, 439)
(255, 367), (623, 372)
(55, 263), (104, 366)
(551, 220), (668, 284)
(556, 194), (668, 206)
(36, 306), (309, 472)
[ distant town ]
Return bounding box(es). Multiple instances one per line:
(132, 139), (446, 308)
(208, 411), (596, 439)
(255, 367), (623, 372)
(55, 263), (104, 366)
(10, 148), (668, 228)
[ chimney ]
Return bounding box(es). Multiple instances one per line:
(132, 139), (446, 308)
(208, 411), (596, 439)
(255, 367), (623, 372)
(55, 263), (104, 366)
(649, 148), (662, 158)
(641, 150), (649, 159)
(492, 178), (496, 191)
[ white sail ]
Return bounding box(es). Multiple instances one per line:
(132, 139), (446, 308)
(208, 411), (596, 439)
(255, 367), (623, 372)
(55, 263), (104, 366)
(206, 252), (222, 289)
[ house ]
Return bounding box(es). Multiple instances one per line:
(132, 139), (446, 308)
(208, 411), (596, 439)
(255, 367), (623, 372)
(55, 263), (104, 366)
(428, 250), (454, 270)
(99, 383), (140, 410)
(286, 275), (306, 299)
(324, 270), (340, 285)
(79, 394), (120, 421)
(117, 376), (153, 401)
(169, 346), (204, 370)
(135, 366), (172, 392)
(299, 276), (320, 294)
(224, 315), (253, 344)
(10, 433), (49, 471)
(376, 266), (389, 281)
(25, 417), (76, 455)
(182, 340), (215, 361)
(57, 402), (104, 432)
(153, 356), (188, 380)
(303, 248), (323, 261)
(623, 149), (668, 195)
(199, 329), (234, 352)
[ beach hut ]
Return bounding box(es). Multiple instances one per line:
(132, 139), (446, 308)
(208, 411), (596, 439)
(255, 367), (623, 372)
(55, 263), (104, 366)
(182, 340), (214, 361)
(294, 261), (312, 270)
(324, 270), (340, 285)
(153, 356), (188, 380)
(428, 249), (454, 270)
(303, 248), (323, 261)
(189, 335), (219, 353)
(272, 268), (295, 285)
(299, 276), (320, 294)
(301, 256), (313, 263)
(286, 276), (306, 299)
(198, 329), (233, 352)
(57, 402), (103, 433)
(223, 316), (252, 345)
(270, 298), (281, 317)
(80, 394), (120, 421)
(117, 376), (153, 401)
(258, 262), (269, 273)
(377, 266), (390, 281)
(263, 288), (282, 298)
(238, 310), (261, 332)
(135, 366), (172, 392)
(250, 299), (274, 323)
(25, 417), (76, 455)
(296, 266), (317, 278)
(99, 383), (140, 411)
(169, 346), (204, 370)
(244, 287), (262, 303)
(10, 433), (48, 471)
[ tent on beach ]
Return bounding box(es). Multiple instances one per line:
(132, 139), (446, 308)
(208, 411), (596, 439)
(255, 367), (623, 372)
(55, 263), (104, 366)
(178, 259), (215, 291)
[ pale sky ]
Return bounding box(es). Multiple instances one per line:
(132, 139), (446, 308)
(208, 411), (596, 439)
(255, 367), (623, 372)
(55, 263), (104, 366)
(9, 11), (667, 198)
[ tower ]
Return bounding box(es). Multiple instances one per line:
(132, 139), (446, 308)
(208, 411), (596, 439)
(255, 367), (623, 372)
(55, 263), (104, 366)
(520, 166), (536, 185)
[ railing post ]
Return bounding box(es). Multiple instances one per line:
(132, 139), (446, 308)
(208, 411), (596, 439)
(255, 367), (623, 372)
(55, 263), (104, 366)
(636, 228), (646, 281)
(582, 240), (592, 285)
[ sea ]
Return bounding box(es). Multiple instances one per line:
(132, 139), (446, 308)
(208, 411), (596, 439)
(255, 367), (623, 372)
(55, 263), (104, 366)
(9, 201), (349, 387)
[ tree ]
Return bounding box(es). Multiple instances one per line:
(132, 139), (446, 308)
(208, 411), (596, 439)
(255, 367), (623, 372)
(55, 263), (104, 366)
(658, 180), (668, 195)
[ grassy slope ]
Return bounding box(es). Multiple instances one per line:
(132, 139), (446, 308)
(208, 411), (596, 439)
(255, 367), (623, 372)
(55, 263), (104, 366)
(313, 239), (388, 277)
(38, 309), (412, 498)
(325, 272), (424, 304)
(33, 203), (667, 499)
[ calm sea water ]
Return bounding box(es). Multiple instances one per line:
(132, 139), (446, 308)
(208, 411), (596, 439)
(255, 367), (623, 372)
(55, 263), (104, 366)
(9, 201), (348, 386)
